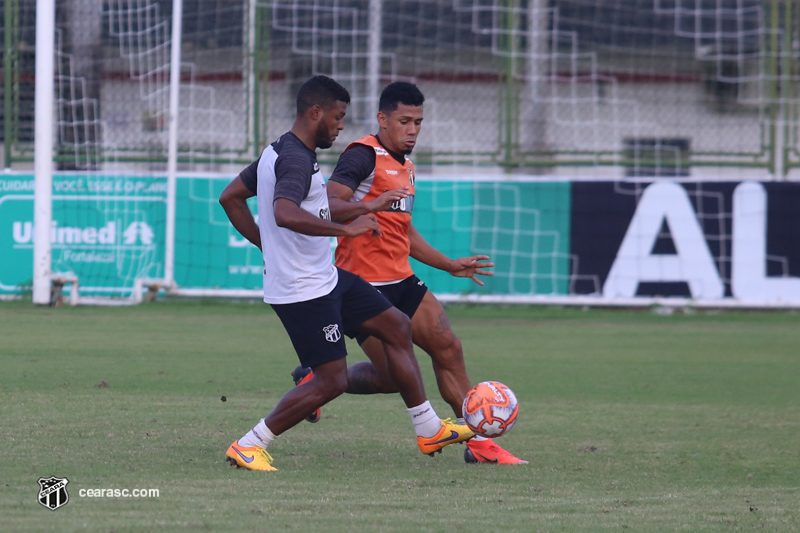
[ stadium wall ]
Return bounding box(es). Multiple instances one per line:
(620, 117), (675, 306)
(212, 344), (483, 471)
(2, 173), (799, 307)
(92, 78), (774, 179)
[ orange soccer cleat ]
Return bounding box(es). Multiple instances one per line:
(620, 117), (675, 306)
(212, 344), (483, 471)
(464, 438), (528, 465)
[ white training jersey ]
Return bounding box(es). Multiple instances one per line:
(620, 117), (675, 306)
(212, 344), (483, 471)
(255, 132), (338, 304)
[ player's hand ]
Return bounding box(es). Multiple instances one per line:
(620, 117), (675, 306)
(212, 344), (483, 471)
(368, 187), (410, 212)
(447, 255), (494, 286)
(346, 214), (382, 238)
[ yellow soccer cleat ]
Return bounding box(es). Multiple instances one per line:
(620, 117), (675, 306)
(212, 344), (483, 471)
(417, 418), (475, 456)
(225, 441), (278, 471)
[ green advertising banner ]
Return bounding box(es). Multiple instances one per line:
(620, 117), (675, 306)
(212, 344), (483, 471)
(0, 174), (167, 296)
(173, 177), (262, 292)
(1, 174), (572, 298)
(410, 180), (572, 295)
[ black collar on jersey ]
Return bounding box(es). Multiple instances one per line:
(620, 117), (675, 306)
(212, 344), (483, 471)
(372, 134), (408, 166)
(280, 131), (319, 158)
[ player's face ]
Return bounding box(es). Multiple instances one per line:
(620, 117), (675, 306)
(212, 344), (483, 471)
(315, 100), (348, 149)
(378, 103), (423, 155)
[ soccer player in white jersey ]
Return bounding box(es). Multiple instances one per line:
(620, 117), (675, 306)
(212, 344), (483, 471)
(218, 75), (474, 471)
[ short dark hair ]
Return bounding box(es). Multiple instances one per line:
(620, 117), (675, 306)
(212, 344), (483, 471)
(296, 75), (351, 116)
(378, 82), (425, 114)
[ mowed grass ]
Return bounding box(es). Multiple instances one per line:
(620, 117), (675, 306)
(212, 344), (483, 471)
(1, 300), (799, 532)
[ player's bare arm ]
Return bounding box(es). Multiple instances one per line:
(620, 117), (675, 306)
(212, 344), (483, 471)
(327, 180), (409, 223)
(408, 224), (494, 286)
(219, 176), (261, 249)
(274, 197), (381, 238)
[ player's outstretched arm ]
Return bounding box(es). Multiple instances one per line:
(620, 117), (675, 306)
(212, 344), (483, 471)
(219, 176), (261, 249)
(408, 224), (494, 285)
(274, 198), (381, 238)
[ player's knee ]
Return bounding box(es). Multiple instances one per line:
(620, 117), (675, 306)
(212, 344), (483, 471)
(383, 307), (412, 344)
(316, 370), (348, 400)
(450, 335), (464, 358)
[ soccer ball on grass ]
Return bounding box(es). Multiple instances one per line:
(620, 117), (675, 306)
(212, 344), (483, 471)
(462, 381), (519, 438)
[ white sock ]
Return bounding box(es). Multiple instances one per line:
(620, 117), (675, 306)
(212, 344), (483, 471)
(237, 419), (275, 449)
(459, 417), (486, 441)
(408, 401), (442, 438)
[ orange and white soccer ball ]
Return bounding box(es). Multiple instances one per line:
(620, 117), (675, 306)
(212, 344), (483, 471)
(462, 381), (519, 438)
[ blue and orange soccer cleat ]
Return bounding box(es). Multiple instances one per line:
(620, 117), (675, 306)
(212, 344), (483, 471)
(417, 418), (475, 456)
(464, 438), (528, 465)
(225, 441), (277, 471)
(291, 365), (321, 423)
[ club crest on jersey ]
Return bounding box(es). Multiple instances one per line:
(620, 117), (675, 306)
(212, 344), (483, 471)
(323, 324), (341, 343)
(319, 207), (330, 221)
(408, 168), (415, 186)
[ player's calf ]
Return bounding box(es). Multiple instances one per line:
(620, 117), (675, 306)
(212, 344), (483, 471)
(291, 365), (321, 423)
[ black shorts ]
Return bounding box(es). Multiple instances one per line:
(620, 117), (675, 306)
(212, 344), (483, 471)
(271, 268), (393, 369)
(355, 275), (429, 344)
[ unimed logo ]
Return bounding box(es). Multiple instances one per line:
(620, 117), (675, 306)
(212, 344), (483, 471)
(122, 222), (154, 245)
(12, 221), (154, 246)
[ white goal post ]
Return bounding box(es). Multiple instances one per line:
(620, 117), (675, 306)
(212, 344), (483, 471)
(32, 0), (184, 305)
(32, 0), (55, 305)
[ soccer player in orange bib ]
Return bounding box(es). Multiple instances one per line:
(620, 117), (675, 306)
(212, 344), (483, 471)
(293, 82), (526, 465)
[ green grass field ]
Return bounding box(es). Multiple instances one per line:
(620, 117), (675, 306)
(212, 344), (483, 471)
(1, 300), (799, 532)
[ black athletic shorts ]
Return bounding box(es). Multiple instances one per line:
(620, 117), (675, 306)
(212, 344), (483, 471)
(270, 268), (393, 369)
(355, 275), (429, 345)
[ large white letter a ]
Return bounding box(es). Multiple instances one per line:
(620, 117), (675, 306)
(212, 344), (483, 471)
(603, 182), (723, 299)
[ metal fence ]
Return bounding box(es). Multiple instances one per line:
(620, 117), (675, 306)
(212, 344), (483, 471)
(2, 0), (798, 178)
